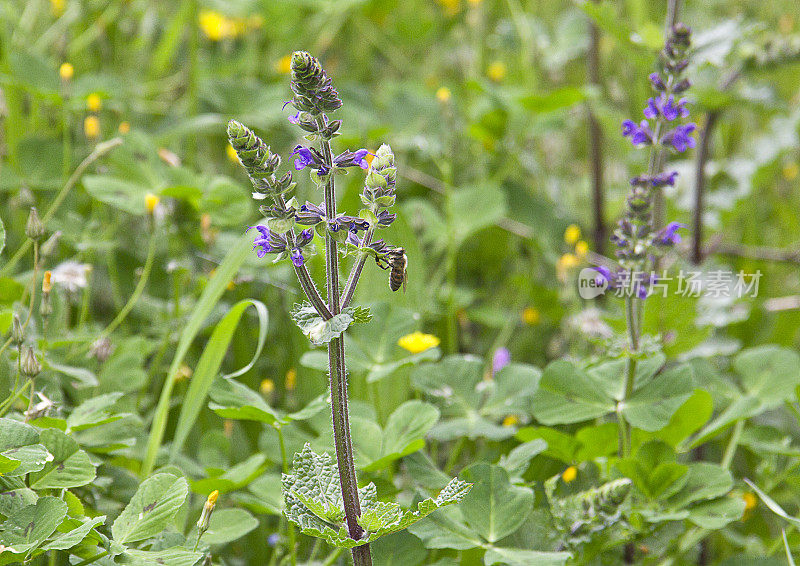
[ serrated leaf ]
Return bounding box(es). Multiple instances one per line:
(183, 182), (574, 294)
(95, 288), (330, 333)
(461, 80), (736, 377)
(283, 445), (471, 548)
(291, 303), (365, 345)
(111, 473), (189, 544)
(29, 429), (95, 489)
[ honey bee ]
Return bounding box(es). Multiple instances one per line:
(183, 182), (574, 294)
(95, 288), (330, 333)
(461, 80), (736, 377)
(376, 247), (407, 292)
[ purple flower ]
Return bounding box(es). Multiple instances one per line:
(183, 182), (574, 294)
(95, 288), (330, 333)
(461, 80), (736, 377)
(346, 230), (361, 247)
(296, 202), (326, 225)
(492, 347), (511, 375)
(662, 123), (696, 152)
(644, 98), (660, 120)
(290, 145), (328, 175)
(249, 226), (287, 258)
(654, 221), (685, 246)
(377, 210), (396, 227)
(267, 533), (281, 547)
(651, 171), (679, 187)
(643, 94), (690, 121)
(593, 265), (616, 288)
(290, 248), (305, 267)
(333, 149), (372, 170)
(622, 120), (654, 146)
(288, 112), (301, 124)
(297, 229), (314, 247)
(649, 72), (666, 91)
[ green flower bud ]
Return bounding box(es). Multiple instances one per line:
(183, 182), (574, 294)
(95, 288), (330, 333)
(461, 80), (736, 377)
(25, 207), (45, 241)
(11, 314), (24, 346)
(20, 345), (42, 379)
(39, 230), (62, 259)
(290, 51), (342, 115)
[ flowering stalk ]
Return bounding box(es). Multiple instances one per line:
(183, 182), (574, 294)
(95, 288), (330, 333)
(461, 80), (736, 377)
(229, 52), (400, 566)
(598, 24), (695, 456)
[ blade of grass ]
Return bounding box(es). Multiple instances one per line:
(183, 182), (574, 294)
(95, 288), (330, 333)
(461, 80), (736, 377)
(142, 230), (252, 477)
(169, 298), (268, 460)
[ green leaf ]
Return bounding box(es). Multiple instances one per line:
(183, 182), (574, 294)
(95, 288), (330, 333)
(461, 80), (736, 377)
(82, 175), (152, 215)
(643, 389), (713, 448)
(744, 478), (800, 529)
(29, 429), (95, 489)
(66, 393), (124, 432)
(665, 463), (733, 510)
(615, 441), (687, 500)
(687, 496), (745, 529)
(406, 505), (483, 550)
(498, 439), (548, 478)
(111, 473), (189, 544)
(171, 299), (268, 459)
(0, 418), (39, 450)
(0, 496), (67, 554)
(622, 364), (694, 432)
(208, 377), (281, 424)
(518, 87), (587, 113)
(145, 230), (255, 476)
(120, 547), (204, 566)
(735, 346), (800, 408)
(371, 530), (427, 566)
(460, 463), (534, 543)
(451, 185), (506, 245)
(191, 454), (267, 494)
(483, 547), (571, 566)
(362, 401), (440, 472)
(39, 516), (106, 551)
(2, 444), (49, 477)
(283, 445), (345, 524)
(291, 303), (367, 346)
(530, 360), (614, 425)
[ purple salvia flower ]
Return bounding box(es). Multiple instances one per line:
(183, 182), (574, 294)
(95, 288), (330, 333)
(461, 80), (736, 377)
(346, 230), (361, 247)
(249, 225), (287, 258)
(654, 222), (685, 246)
(622, 120), (654, 146)
(297, 229), (314, 247)
(649, 72), (666, 91)
(377, 210), (397, 227)
(288, 112), (301, 124)
(290, 248), (305, 267)
(492, 347), (511, 375)
(644, 97), (660, 119)
(290, 145), (328, 175)
(333, 149), (372, 170)
(662, 123), (696, 152)
(651, 171), (679, 187)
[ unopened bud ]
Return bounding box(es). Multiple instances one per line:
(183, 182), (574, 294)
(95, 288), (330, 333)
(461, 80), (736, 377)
(25, 207), (45, 241)
(197, 490), (219, 533)
(40, 231), (62, 259)
(20, 345), (42, 379)
(11, 314), (24, 346)
(39, 292), (52, 318)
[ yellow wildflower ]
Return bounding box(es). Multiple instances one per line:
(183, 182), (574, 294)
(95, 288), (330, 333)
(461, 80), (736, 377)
(175, 364), (192, 382)
(436, 86), (452, 103)
(260, 379), (275, 395)
(487, 61), (507, 83)
(398, 331), (440, 354)
(742, 492), (757, 512)
(86, 93), (102, 112)
(556, 253), (580, 282)
(562, 466), (577, 483)
(59, 63), (74, 81)
(145, 193), (160, 215)
(437, 0), (460, 17)
(521, 306), (540, 325)
(502, 415), (519, 427)
(50, 0), (65, 16)
(285, 367), (297, 391)
(783, 162), (799, 181)
(226, 144), (240, 163)
(199, 10), (242, 41)
(84, 116), (100, 139)
(575, 240), (589, 258)
(118, 121), (130, 134)
(275, 54), (292, 74)
(42, 271), (53, 294)
(564, 224), (581, 245)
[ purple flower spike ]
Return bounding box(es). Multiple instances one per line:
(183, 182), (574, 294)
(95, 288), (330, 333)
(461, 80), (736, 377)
(654, 221), (686, 246)
(492, 347), (511, 375)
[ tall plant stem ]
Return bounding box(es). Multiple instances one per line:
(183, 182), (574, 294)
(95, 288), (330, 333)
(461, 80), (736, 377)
(691, 111), (719, 264)
(315, 116), (372, 565)
(587, 0), (606, 255)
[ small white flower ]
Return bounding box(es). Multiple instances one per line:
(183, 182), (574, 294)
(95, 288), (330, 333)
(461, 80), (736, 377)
(51, 261), (91, 293)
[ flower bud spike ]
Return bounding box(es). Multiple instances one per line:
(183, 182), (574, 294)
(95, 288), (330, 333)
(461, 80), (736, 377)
(25, 207), (45, 241)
